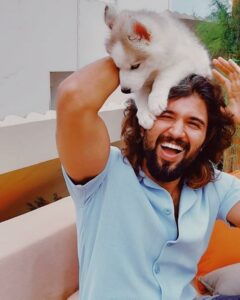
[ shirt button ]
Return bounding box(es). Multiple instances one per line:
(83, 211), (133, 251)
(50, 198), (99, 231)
(154, 263), (160, 274)
(164, 208), (172, 215)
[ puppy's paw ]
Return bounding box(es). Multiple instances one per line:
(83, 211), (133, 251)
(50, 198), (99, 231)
(148, 92), (168, 116)
(137, 111), (156, 129)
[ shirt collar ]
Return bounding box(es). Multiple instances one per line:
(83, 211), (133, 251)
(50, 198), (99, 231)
(138, 169), (166, 190)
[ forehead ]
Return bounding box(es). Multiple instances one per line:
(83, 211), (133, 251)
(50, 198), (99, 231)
(167, 94), (208, 122)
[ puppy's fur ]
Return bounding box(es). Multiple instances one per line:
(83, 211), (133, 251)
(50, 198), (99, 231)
(104, 5), (211, 129)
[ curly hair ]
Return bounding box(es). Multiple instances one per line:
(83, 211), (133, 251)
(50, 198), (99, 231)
(121, 74), (236, 189)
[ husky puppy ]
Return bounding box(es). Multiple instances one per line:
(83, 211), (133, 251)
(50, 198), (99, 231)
(104, 5), (211, 129)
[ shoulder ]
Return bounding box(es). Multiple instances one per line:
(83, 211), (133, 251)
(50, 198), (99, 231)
(62, 146), (127, 207)
(109, 146), (134, 173)
(108, 146), (124, 167)
(110, 145), (121, 158)
(213, 169), (240, 186)
(204, 168), (240, 199)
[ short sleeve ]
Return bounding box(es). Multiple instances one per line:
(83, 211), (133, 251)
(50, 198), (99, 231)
(62, 149), (114, 207)
(217, 172), (240, 222)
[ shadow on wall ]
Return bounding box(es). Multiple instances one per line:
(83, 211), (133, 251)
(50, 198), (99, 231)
(0, 158), (69, 222)
(0, 141), (122, 222)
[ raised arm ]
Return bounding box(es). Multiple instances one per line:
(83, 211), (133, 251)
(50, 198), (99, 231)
(213, 57), (240, 227)
(56, 57), (119, 183)
(212, 57), (240, 124)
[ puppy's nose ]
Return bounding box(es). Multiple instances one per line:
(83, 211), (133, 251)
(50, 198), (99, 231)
(121, 87), (131, 94)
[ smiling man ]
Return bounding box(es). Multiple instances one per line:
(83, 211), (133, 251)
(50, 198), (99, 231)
(56, 57), (240, 300)
(142, 93), (207, 182)
(139, 90), (209, 220)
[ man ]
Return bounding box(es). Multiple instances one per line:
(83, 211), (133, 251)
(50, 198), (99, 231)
(56, 57), (240, 300)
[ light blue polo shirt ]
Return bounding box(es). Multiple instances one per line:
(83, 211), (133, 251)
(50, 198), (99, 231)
(63, 146), (240, 300)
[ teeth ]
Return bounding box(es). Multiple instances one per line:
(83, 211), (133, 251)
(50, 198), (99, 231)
(161, 142), (183, 151)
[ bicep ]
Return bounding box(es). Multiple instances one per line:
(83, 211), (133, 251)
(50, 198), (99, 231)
(56, 106), (110, 183)
(226, 201), (240, 227)
(55, 58), (119, 183)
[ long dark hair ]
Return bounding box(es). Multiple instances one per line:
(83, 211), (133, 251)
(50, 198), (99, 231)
(121, 74), (235, 189)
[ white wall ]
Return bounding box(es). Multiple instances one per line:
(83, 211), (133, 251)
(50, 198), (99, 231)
(118, 0), (168, 10)
(77, 0), (169, 67)
(0, 0), (169, 119)
(0, 0), (77, 119)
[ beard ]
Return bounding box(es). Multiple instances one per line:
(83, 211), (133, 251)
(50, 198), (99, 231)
(143, 134), (201, 183)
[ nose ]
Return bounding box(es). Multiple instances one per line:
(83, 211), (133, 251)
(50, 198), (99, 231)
(121, 87), (132, 94)
(168, 120), (185, 138)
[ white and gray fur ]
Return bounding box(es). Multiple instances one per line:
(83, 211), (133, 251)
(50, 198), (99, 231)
(104, 5), (211, 129)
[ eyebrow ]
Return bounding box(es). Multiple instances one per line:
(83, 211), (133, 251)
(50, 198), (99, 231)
(161, 110), (207, 127)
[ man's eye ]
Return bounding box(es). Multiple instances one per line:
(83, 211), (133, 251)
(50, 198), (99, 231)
(189, 122), (200, 129)
(159, 114), (173, 120)
(130, 64), (140, 70)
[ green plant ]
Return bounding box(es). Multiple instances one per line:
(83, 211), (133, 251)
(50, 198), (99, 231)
(196, 0), (240, 59)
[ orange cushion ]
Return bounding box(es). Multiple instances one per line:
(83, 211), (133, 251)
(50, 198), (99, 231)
(195, 220), (240, 293)
(195, 170), (240, 293)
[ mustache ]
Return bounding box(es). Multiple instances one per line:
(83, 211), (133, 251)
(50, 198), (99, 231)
(155, 135), (190, 152)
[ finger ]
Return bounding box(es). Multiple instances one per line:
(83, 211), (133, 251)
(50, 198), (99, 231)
(229, 71), (239, 82)
(212, 69), (232, 95)
(231, 72), (240, 89)
(217, 57), (236, 73)
(230, 72), (238, 82)
(213, 59), (233, 76)
(228, 59), (240, 73)
(212, 69), (229, 86)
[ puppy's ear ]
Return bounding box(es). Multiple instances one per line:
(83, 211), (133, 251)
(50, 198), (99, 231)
(104, 5), (117, 29)
(128, 20), (151, 42)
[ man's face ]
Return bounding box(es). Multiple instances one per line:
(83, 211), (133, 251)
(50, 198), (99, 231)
(142, 93), (208, 183)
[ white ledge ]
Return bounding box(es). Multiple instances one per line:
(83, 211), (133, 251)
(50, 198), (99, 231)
(0, 106), (124, 174)
(0, 110), (57, 127)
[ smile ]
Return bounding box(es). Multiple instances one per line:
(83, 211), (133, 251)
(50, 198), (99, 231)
(161, 142), (184, 153)
(158, 142), (185, 161)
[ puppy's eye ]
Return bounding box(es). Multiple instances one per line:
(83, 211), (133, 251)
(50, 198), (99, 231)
(130, 64), (140, 70)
